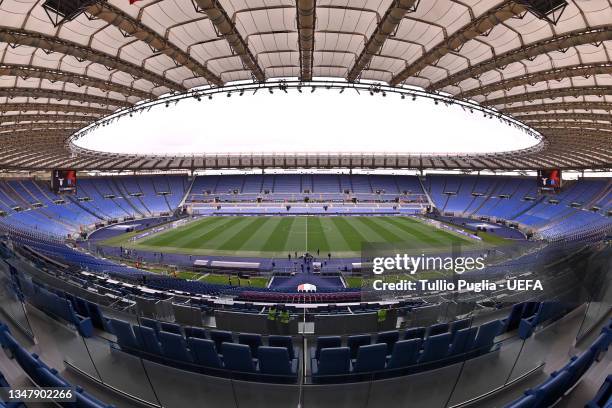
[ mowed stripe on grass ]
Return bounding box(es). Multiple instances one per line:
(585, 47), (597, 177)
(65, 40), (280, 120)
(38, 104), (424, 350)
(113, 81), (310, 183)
(141, 216), (226, 247)
(306, 217), (330, 253)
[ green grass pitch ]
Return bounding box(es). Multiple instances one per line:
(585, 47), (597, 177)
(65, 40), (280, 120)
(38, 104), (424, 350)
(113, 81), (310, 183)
(104, 216), (487, 258)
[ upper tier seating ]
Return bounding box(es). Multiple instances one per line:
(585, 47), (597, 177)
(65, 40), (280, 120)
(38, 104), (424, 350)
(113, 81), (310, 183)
(426, 175), (611, 240)
(0, 175), (188, 238)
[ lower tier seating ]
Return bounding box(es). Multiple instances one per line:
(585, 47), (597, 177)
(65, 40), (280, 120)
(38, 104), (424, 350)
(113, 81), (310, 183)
(505, 319), (611, 408)
(0, 323), (114, 408)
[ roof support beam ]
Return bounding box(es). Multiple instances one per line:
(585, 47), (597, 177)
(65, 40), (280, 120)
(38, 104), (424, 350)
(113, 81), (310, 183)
(347, 0), (419, 82)
(483, 86), (612, 107)
(503, 102), (612, 115)
(86, 2), (223, 87)
(0, 114), (93, 124)
(0, 123), (80, 133)
(458, 62), (612, 99)
(0, 26), (185, 92)
(527, 121), (612, 132)
(519, 113), (612, 123)
(296, 0), (316, 81)
(0, 87), (132, 108)
(429, 25), (612, 91)
(390, 1), (526, 86)
(192, 0), (265, 82)
(0, 103), (111, 116)
(0, 63), (154, 100)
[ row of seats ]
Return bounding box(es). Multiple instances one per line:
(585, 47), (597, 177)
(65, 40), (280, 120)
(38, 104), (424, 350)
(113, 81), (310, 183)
(506, 319), (611, 408)
(587, 375), (612, 408)
(0, 371), (24, 408)
(517, 301), (570, 339)
(108, 318), (299, 382)
(310, 319), (503, 383)
(21, 279), (93, 338)
(0, 323), (114, 408)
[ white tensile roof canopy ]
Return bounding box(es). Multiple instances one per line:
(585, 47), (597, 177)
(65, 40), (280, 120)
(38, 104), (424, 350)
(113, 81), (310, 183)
(0, 0), (610, 171)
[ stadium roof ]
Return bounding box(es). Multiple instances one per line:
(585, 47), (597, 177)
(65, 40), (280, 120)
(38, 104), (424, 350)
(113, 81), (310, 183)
(0, 0), (610, 171)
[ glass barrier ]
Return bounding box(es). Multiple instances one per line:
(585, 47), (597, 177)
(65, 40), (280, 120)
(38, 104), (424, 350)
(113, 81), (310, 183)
(0, 258), (33, 338)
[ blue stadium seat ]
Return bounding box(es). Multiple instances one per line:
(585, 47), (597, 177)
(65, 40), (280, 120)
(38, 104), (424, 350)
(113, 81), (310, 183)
(187, 338), (223, 370)
(418, 333), (451, 364)
(139, 317), (160, 334)
(427, 322), (449, 337)
(268, 335), (295, 360)
(159, 331), (192, 363)
(586, 375), (612, 408)
(238, 333), (263, 358)
(502, 302), (526, 332)
(184, 326), (208, 340)
(85, 301), (106, 330)
(35, 367), (68, 388)
(222, 343), (256, 373)
(258, 346), (298, 382)
(133, 325), (163, 356)
(450, 319), (471, 338)
(564, 348), (597, 387)
(347, 334), (371, 359)
(375, 331), (399, 355)
(352, 343), (387, 374)
(210, 330), (234, 352)
(312, 336), (341, 360)
(312, 347), (351, 383)
(448, 327), (477, 356)
(532, 370), (572, 407)
(109, 319), (139, 351)
(387, 339), (421, 370)
(0, 371), (25, 408)
(472, 320), (503, 355)
(160, 322), (182, 335)
(403, 327), (426, 340)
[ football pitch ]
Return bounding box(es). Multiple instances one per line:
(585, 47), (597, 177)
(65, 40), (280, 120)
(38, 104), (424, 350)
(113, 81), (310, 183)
(105, 216), (480, 258)
(105, 216), (476, 258)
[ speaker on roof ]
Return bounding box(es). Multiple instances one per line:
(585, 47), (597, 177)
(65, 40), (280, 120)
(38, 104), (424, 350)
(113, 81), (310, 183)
(517, 0), (568, 24)
(42, 0), (102, 27)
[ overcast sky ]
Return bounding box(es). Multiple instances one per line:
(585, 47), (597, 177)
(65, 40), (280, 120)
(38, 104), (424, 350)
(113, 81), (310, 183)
(75, 89), (539, 156)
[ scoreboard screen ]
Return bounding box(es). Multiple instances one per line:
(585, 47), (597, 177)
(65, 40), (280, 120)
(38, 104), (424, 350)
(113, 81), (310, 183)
(51, 169), (77, 194)
(538, 169), (562, 193)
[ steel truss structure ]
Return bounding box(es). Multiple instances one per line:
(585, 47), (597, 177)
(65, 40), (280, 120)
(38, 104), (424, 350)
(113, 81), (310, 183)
(0, 0), (609, 172)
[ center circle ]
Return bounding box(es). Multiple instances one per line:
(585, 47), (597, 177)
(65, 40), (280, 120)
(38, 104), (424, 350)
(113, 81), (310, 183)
(72, 83), (541, 156)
